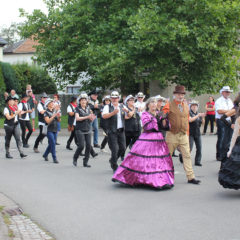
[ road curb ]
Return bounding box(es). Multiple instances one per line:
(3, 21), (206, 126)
(0, 192), (55, 240)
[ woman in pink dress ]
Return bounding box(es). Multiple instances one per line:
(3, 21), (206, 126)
(112, 97), (174, 189)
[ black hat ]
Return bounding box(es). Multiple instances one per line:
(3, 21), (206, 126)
(88, 89), (99, 96)
(5, 96), (14, 103)
(70, 96), (77, 103)
(22, 93), (28, 99)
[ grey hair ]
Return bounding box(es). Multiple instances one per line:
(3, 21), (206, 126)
(145, 97), (157, 111)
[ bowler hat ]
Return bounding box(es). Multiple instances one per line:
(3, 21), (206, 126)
(88, 89), (98, 96)
(173, 85), (186, 94)
(5, 96), (14, 103)
(22, 93), (28, 99)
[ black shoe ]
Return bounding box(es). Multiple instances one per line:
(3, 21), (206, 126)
(56, 142), (60, 145)
(53, 159), (59, 164)
(20, 153), (27, 158)
(73, 159), (77, 167)
(6, 153), (13, 159)
(83, 163), (91, 168)
(188, 179), (201, 184)
(91, 152), (98, 158)
(66, 146), (73, 150)
(94, 144), (100, 148)
(195, 163), (202, 166)
(23, 144), (30, 148)
(43, 155), (48, 161)
(111, 163), (118, 172)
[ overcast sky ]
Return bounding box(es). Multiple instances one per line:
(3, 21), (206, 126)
(0, 0), (48, 28)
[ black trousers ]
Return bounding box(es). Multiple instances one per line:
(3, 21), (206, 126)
(216, 119), (233, 160)
(108, 130), (126, 170)
(189, 134), (202, 164)
(101, 136), (108, 149)
(74, 130), (91, 163)
(19, 120), (33, 145)
(203, 115), (215, 133)
(4, 124), (23, 154)
(125, 131), (140, 150)
(67, 128), (78, 147)
(34, 125), (46, 149)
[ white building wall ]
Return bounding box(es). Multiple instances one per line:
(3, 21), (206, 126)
(3, 54), (34, 65)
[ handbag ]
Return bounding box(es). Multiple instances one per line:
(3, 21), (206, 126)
(68, 124), (74, 132)
(42, 125), (48, 135)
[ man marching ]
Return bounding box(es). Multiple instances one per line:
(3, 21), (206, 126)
(163, 85), (201, 184)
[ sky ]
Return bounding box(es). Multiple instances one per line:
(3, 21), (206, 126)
(0, 0), (48, 28)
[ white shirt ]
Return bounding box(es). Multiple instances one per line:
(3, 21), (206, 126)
(102, 104), (123, 129)
(37, 102), (46, 126)
(67, 104), (76, 126)
(135, 101), (145, 113)
(18, 102), (30, 121)
(215, 96), (234, 120)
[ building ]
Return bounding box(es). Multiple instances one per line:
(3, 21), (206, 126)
(3, 38), (39, 65)
(0, 37), (8, 61)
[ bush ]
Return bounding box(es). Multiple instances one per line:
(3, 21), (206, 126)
(28, 65), (57, 94)
(12, 63), (57, 94)
(12, 63), (30, 93)
(0, 64), (6, 93)
(0, 62), (20, 92)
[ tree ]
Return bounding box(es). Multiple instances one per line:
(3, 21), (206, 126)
(0, 22), (24, 45)
(20, 0), (240, 94)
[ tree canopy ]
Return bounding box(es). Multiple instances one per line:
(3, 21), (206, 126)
(20, 0), (240, 94)
(0, 22), (24, 45)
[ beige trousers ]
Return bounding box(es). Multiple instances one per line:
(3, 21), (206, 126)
(166, 131), (195, 180)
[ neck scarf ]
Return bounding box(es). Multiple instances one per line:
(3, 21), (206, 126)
(8, 105), (16, 112)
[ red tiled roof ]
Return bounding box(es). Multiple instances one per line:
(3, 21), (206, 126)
(3, 38), (40, 54)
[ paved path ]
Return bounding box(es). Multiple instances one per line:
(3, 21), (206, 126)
(0, 133), (239, 240)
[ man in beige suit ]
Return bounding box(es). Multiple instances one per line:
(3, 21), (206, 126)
(162, 85), (201, 184)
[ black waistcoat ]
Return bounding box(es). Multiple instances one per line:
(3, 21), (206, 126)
(125, 106), (141, 133)
(4, 107), (15, 126)
(106, 104), (125, 133)
(189, 110), (202, 136)
(38, 102), (45, 124)
(68, 104), (75, 126)
(21, 102), (30, 120)
(75, 106), (91, 132)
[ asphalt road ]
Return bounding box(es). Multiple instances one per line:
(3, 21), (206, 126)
(0, 131), (239, 240)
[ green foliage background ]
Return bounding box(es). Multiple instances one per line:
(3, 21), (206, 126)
(20, 0), (240, 94)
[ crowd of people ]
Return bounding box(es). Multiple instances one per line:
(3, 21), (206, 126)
(3, 84), (240, 190)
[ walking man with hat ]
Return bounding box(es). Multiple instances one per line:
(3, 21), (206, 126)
(215, 86), (234, 161)
(33, 93), (48, 153)
(162, 85), (201, 184)
(102, 91), (128, 171)
(88, 90), (101, 148)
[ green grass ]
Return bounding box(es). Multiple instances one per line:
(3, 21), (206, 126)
(0, 115), (68, 129)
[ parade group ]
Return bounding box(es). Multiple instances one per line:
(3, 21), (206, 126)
(3, 84), (240, 190)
